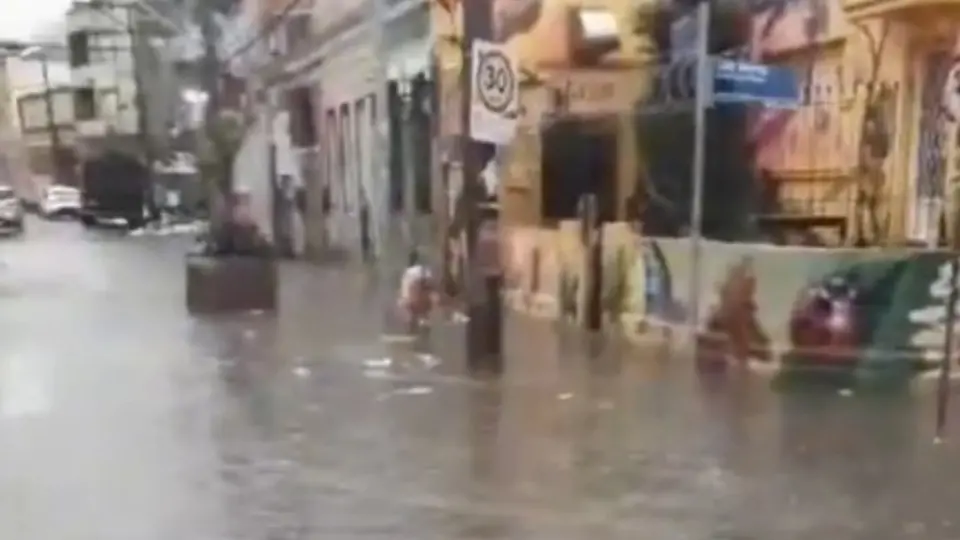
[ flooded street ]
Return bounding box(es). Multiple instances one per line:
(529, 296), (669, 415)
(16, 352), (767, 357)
(1, 218), (960, 539)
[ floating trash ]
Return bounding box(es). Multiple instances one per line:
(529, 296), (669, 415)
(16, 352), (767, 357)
(838, 388), (854, 397)
(292, 366), (311, 378)
(363, 357), (393, 369)
(557, 392), (574, 401)
(398, 386), (433, 396)
(416, 353), (441, 369)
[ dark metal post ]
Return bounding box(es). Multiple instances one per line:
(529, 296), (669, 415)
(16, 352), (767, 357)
(579, 193), (602, 331)
(107, 5), (157, 220)
(936, 256), (959, 440)
(39, 55), (63, 184)
(460, 0), (501, 372)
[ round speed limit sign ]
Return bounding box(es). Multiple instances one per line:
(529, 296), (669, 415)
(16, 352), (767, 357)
(476, 49), (515, 114)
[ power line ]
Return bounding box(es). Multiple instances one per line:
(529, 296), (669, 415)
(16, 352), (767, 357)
(222, 0), (307, 65)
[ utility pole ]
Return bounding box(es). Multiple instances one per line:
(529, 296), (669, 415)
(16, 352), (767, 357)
(18, 46), (64, 184)
(687, 0), (711, 331)
(400, 79), (417, 251)
(370, 0), (389, 261)
(459, 0), (501, 372)
(127, 6), (157, 219)
(38, 53), (63, 184)
(197, 0), (225, 202)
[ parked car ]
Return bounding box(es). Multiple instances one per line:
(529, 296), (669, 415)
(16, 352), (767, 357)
(0, 185), (24, 233)
(40, 185), (82, 219)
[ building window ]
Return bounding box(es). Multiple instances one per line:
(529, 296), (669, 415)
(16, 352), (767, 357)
(74, 87), (96, 121)
(286, 86), (316, 147)
(69, 32), (90, 67)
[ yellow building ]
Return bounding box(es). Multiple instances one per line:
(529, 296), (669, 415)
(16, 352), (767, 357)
(431, 0), (656, 231)
(433, 0), (960, 248)
(750, 0), (960, 247)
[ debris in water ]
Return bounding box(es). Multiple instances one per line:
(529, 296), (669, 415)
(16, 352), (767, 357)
(557, 392), (574, 401)
(451, 312), (469, 324)
(416, 353), (440, 369)
(838, 388), (854, 397)
(292, 366), (311, 378)
(363, 357), (393, 369)
(242, 329), (257, 340)
(399, 386), (433, 396)
(377, 385), (434, 401)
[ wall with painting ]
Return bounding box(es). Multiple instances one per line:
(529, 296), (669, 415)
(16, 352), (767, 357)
(502, 220), (960, 389)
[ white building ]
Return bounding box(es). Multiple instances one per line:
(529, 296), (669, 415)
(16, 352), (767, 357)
(65, 0), (195, 158)
(66, 0), (140, 142)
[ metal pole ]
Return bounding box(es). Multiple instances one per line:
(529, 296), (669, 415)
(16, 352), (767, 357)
(687, 0), (711, 331)
(128, 7), (156, 220)
(401, 86), (417, 251)
(370, 0), (390, 261)
(39, 56), (62, 184)
(936, 256), (959, 440)
(460, 0), (499, 371)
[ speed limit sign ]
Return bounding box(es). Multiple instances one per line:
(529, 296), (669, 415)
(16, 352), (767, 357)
(470, 39), (519, 145)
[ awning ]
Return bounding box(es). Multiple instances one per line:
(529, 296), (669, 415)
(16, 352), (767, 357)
(387, 37), (433, 81)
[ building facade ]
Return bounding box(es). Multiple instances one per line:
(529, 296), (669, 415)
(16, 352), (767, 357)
(65, 0), (194, 162)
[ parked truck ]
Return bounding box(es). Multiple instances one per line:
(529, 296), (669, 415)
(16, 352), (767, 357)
(79, 152), (150, 229)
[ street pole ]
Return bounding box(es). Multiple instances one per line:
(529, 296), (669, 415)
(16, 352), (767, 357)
(936, 256), (959, 440)
(127, 6), (157, 220)
(401, 83), (417, 253)
(460, 0), (501, 372)
(370, 0), (390, 262)
(39, 54), (63, 185)
(687, 0), (711, 331)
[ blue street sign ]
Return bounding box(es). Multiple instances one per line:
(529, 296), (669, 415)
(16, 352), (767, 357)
(712, 59), (800, 109)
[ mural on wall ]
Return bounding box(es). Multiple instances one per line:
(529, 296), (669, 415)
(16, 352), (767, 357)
(503, 222), (960, 388)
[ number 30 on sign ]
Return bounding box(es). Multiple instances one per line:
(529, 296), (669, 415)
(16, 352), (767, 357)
(470, 39), (519, 146)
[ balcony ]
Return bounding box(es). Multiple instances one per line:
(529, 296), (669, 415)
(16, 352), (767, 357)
(843, 0), (960, 23)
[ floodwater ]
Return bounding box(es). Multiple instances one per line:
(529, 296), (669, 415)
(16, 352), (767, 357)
(0, 217), (958, 539)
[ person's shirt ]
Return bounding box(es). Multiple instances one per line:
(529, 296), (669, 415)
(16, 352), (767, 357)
(399, 264), (432, 304)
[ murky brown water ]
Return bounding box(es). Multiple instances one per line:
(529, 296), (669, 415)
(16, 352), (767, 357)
(0, 218), (959, 539)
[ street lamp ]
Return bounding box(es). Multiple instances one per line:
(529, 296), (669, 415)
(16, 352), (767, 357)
(19, 45), (65, 185)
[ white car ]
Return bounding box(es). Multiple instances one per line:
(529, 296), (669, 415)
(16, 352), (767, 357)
(0, 185), (24, 232)
(40, 185), (82, 219)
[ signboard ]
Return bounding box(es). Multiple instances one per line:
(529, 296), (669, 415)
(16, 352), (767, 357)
(712, 60), (801, 109)
(469, 39), (519, 145)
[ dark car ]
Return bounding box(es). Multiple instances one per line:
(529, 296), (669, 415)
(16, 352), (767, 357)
(79, 152), (149, 229)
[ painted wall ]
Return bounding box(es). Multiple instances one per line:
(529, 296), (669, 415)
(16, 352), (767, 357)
(502, 222), (960, 388)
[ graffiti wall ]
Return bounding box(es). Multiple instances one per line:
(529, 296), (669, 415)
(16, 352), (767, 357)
(503, 223), (960, 386)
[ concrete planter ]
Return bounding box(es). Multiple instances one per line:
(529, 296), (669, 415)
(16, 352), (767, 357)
(185, 254), (278, 314)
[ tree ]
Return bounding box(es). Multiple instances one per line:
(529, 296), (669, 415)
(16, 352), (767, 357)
(633, 0), (759, 241)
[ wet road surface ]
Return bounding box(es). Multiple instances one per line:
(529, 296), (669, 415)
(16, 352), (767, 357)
(2, 217), (960, 539)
